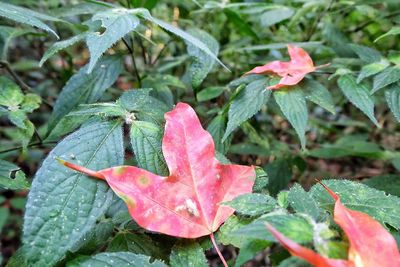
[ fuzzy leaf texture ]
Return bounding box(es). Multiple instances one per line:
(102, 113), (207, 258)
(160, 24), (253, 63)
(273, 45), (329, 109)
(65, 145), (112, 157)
(60, 103), (256, 238)
(266, 182), (400, 267)
(246, 45), (327, 89)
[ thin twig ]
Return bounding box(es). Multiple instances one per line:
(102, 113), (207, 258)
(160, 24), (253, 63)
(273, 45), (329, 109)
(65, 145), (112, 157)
(305, 0), (334, 41)
(136, 35), (148, 65)
(346, 10), (400, 33)
(122, 38), (142, 87)
(0, 141), (57, 154)
(151, 40), (172, 65)
(210, 233), (228, 267)
(33, 127), (43, 143)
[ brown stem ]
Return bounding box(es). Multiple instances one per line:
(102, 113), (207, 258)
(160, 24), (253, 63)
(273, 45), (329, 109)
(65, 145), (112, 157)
(56, 158), (106, 180)
(210, 232), (228, 267)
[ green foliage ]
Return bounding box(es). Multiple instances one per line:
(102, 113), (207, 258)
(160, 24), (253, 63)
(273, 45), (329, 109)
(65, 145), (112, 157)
(224, 193), (276, 217)
(170, 241), (208, 267)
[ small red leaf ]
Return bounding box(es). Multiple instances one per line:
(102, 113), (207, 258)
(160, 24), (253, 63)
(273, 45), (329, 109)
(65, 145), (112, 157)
(266, 183), (400, 267)
(246, 45), (327, 89)
(61, 102), (255, 239)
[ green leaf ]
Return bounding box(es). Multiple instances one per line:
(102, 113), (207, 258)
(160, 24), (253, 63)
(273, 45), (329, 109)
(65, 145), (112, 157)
(224, 193), (277, 216)
(67, 252), (166, 267)
(48, 55), (122, 130)
(223, 8), (258, 40)
(0, 2), (59, 38)
(0, 207), (9, 233)
(265, 158), (292, 196)
(39, 34), (87, 66)
(68, 103), (126, 118)
(196, 86), (224, 102)
(0, 76), (24, 107)
(0, 159), (29, 190)
(207, 114), (231, 155)
(234, 240), (269, 267)
(85, 9), (140, 73)
(357, 60), (389, 83)
(301, 79), (335, 114)
(274, 87), (308, 149)
(372, 66), (400, 94)
(170, 241), (208, 267)
(337, 74), (380, 127)
(218, 215), (253, 247)
(185, 28), (219, 88)
(130, 120), (168, 176)
(363, 175), (400, 197)
(349, 44), (381, 63)
(374, 26), (400, 42)
(8, 110), (27, 129)
(22, 121), (124, 266)
(234, 213), (314, 243)
(385, 84), (400, 122)
(21, 93), (41, 113)
(311, 179), (400, 230)
(108, 232), (167, 260)
(260, 7), (294, 27)
(223, 78), (270, 140)
(253, 167), (269, 193)
(138, 8), (228, 70)
(288, 184), (322, 219)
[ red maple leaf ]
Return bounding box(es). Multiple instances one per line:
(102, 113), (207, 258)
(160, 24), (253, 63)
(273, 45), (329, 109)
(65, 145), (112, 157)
(59, 102), (256, 266)
(246, 44), (328, 89)
(266, 182), (400, 267)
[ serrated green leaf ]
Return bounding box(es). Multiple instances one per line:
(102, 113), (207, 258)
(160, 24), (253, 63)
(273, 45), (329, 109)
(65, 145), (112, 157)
(0, 76), (24, 107)
(68, 103), (126, 118)
(22, 121), (124, 266)
(0, 2), (59, 38)
(363, 175), (400, 197)
(50, 2), (109, 18)
(85, 9), (140, 73)
(372, 66), (400, 94)
(224, 193), (277, 216)
(349, 44), (381, 63)
(170, 241), (208, 267)
(278, 257), (310, 267)
(196, 86), (224, 102)
(8, 110), (27, 129)
(39, 34), (87, 66)
(21, 93), (41, 112)
(288, 184), (322, 219)
(234, 213), (314, 243)
(138, 8), (228, 70)
(108, 232), (167, 260)
(130, 121), (168, 176)
(260, 7), (294, 27)
(311, 179), (400, 230)
(253, 167), (269, 193)
(265, 158), (292, 196)
(48, 55), (122, 130)
(185, 28), (219, 88)
(67, 252), (166, 267)
(301, 79), (335, 114)
(223, 78), (270, 140)
(274, 87), (308, 149)
(385, 84), (400, 122)
(0, 159), (29, 190)
(207, 114), (231, 155)
(357, 60), (389, 83)
(337, 74), (380, 127)
(374, 26), (400, 42)
(234, 240), (269, 267)
(218, 215), (253, 247)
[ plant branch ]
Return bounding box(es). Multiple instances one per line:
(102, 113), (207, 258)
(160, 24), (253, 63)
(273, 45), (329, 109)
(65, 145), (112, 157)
(151, 40), (172, 65)
(305, 0), (334, 41)
(210, 233), (228, 267)
(346, 10), (400, 33)
(0, 141), (57, 154)
(122, 38), (142, 87)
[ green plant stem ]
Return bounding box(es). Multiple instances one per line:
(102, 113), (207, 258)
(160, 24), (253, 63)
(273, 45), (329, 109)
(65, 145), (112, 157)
(0, 141), (57, 154)
(151, 40), (172, 65)
(305, 0), (334, 41)
(347, 10), (400, 33)
(122, 38), (142, 87)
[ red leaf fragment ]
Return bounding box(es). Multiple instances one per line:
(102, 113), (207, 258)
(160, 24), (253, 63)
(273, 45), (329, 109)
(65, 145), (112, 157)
(266, 182), (400, 267)
(60, 102), (255, 239)
(246, 45), (327, 89)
